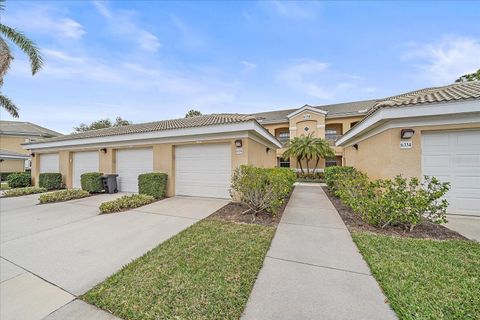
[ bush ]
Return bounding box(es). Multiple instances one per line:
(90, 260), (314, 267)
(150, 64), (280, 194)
(325, 166), (450, 231)
(99, 194), (155, 214)
(138, 172), (168, 199)
(81, 172), (104, 193)
(6, 172), (31, 188)
(296, 172), (324, 183)
(39, 173), (63, 190)
(3, 186), (47, 197)
(230, 165), (296, 219)
(38, 189), (90, 204)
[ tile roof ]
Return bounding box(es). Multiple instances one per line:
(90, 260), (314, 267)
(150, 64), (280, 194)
(25, 113), (256, 145)
(366, 81), (480, 118)
(252, 99), (377, 124)
(0, 121), (62, 137)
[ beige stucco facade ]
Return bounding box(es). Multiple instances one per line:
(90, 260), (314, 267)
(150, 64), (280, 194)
(343, 122), (480, 180)
(0, 159), (25, 173)
(1, 136), (31, 155)
(30, 137), (276, 197)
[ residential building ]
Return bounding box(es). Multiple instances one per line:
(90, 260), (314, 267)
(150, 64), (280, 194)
(0, 121), (62, 174)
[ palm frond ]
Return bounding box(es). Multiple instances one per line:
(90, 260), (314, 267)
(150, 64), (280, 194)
(0, 0), (5, 13)
(0, 37), (12, 86)
(0, 93), (19, 117)
(0, 24), (43, 74)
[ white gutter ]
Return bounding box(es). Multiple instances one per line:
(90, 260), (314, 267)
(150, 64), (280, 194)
(336, 100), (480, 147)
(24, 120), (282, 150)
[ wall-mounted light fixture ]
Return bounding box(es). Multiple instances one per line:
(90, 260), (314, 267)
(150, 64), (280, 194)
(235, 139), (242, 148)
(353, 144), (359, 150)
(0, 159), (4, 163)
(100, 148), (107, 154)
(266, 147), (270, 153)
(30, 153), (35, 157)
(400, 129), (415, 139)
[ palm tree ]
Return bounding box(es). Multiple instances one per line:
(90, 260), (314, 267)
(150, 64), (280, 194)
(0, 0), (43, 117)
(283, 133), (335, 174)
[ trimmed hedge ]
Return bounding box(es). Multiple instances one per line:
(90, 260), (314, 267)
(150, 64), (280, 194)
(6, 172), (31, 188)
(138, 172), (168, 199)
(99, 194), (156, 214)
(231, 165), (296, 217)
(81, 172), (104, 193)
(39, 173), (63, 190)
(3, 187), (47, 197)
(324, 166), (450, 231)
(1, 171), (30, 181)
(39, 189), (90, 204)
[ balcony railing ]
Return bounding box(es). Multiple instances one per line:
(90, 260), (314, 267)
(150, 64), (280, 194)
(325, 134), (342, 145)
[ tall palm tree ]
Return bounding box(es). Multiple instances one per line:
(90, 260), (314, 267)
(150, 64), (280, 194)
(283, 133), (335, 174)
(0, 0), (43, 117)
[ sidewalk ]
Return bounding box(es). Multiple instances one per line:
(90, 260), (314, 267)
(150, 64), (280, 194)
(242, 183), (397, 320)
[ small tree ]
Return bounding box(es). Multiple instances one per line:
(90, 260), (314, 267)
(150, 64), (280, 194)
(455, 69), (480, 82)
(185, 109), (202, 118)
(283, 134), (335, 174)
(73, 116), (132, 133)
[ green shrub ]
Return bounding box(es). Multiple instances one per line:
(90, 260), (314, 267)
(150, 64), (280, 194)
(39, 173), (63, 190)
(99, 194), (155, 214)
(296, 172), (324, 183)
(81, 172), (104, 193)
(3, 186), (47, 197)
(39, 189), (90, 204)
(6, 172), (31, 188)
(326, 166), (450, 231)
(138, 172), (168, 199)
(231, 165), (296, 219)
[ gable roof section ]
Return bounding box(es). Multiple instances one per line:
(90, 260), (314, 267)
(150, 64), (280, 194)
(287, 105), (328, 118)
(0, 121), (62, 137)
(23, 114), (282, 149)
(252, 99), (377, 124)
(0, 149), (29, 160)
(336, 81), (480, 146)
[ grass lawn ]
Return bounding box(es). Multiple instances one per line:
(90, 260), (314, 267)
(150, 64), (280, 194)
(83, 218), (275, 320)
(352, 233), (480, 320)
(0, 182), (10, 190)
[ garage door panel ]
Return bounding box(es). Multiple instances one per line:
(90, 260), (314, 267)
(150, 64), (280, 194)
(422, 129), (480, 216)
(175, 144), (231, 199)
(116, 148), (153, 193)
(39, 154), (59, 173)
(72, 151), (99, 189)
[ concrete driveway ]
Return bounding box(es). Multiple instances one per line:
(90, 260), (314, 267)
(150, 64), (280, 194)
(0, 193), (228, 320)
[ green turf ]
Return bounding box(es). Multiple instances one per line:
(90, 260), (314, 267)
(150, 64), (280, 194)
(83, 219), (275, 320)
(352, 232), (480, 320)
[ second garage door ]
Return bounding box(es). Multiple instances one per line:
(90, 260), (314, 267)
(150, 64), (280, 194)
(116, 148), (153, 193)
(39, 153), (59, 173)
(422, 129), (480, 216)
(175, 143), (231, 198)
(72, 151), (99, 189)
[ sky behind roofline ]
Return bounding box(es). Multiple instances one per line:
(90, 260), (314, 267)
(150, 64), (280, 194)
(2, 0), (479, 134)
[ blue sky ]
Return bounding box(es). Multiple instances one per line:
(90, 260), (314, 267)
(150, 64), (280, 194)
(2, 1), (479, 133)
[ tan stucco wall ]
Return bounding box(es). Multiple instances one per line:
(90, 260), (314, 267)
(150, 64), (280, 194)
(0, 136), (30, 155)
(99, 148), (115, 174)
(0, 159), (25, 173)
(246, 138), (276, 168)
(343, 122), (480, 180)
(325, 115), (364, 133)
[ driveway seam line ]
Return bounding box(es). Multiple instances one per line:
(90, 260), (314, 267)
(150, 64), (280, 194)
(132, 209), (200, 220)
(279, 221), (347, 230)
(0, 256), (77, 297)
(265, 255), (372, 276)
(0, 270), (26, 284)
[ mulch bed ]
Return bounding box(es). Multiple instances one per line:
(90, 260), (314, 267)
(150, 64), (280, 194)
(322, 186), (466, 240)
(209, 194), (291, 227)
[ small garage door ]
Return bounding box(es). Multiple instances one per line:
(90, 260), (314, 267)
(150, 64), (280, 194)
(422, 129), (480, 216)
(116, 148), (153, 193)
(72, 151), (99, 188)
(39, 153), (59, 173)
(175, 143), (231, 198)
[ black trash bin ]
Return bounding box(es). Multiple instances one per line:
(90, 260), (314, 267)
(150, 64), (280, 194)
(102, 174), (119, 194)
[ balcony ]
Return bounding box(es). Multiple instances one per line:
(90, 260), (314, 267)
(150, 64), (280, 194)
(325, 134), (342, 146)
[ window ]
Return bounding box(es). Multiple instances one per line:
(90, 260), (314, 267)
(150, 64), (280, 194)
(325, 157), (339, 167)
(277, 131), (290, 145)
(325, 128), (339, 140)
(24, 159), (32, 169)
(278, 157), (290, 168)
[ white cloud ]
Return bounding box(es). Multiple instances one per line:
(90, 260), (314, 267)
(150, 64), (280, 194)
(242, 61), (258, 73)
(4, 6), (85, 39)
(92, 1), (161, 52)
(402, 35), (480, 85)
(278, 60), (333, 99)
(268, 1), (313, 19)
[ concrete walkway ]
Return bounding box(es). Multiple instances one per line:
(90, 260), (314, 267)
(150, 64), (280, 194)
(242, 183), (397, 320)
(446, 214), (480, 242)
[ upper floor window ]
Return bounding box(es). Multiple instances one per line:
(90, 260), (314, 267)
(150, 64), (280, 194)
(325, 129), (339, 140)
(277, 131), (290, 145)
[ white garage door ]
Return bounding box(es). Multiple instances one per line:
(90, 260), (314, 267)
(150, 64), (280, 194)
(39, 153), (59, 173)
(422, 129), (480, 216)
(116, 148), (153, 193)
(175, 143), (231, 198)
(72, 151), (99, 189)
